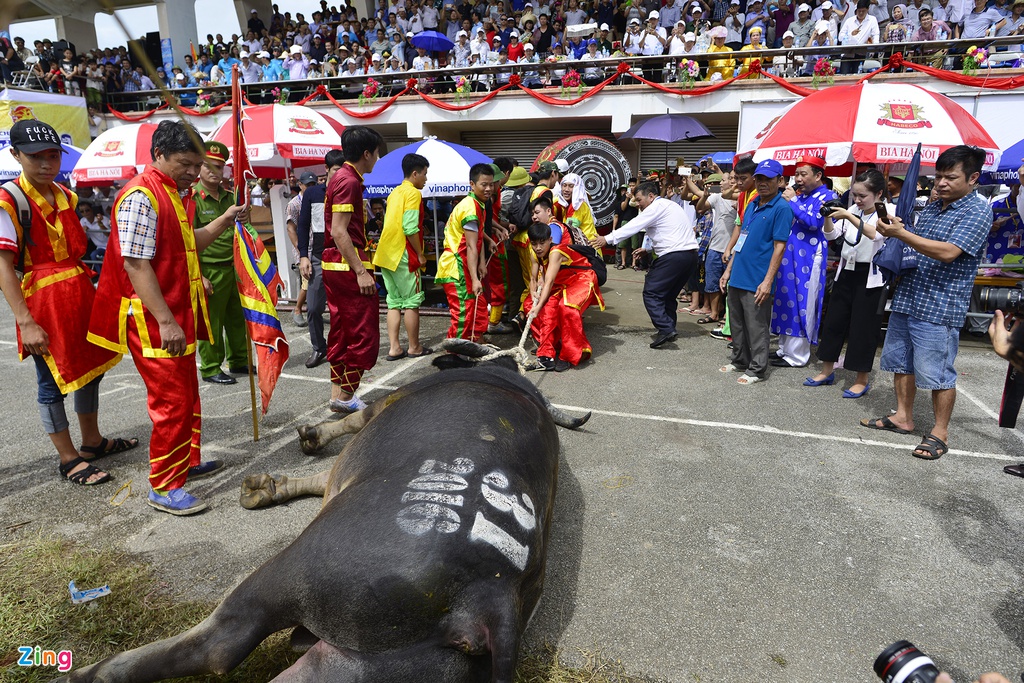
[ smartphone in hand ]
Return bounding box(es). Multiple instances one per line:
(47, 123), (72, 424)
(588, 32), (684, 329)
(874, 201), (888, 220)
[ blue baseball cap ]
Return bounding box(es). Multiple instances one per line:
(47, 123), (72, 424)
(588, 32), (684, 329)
(754, 159), (784, 178)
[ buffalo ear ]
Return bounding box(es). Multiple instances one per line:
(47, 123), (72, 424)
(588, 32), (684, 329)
(432, 354), (478, 371)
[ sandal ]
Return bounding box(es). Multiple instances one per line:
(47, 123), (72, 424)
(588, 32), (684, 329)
(696, 316), (719, 325)
(912, 433), (948, 460)
(79, 436), (140, 461)
(859, 416), (912, 435)
(59, 457), (111, 486)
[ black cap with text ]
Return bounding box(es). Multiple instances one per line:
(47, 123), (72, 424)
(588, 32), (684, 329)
(10, 120), (63, 154)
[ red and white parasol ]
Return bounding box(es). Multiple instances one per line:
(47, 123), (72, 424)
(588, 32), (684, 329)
(740, 82), (1001, 172)
(207, 104), (345, 178)
(71, 123), (158, 186)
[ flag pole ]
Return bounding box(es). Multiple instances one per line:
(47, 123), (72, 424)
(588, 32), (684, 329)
(232, 64), (260, 442)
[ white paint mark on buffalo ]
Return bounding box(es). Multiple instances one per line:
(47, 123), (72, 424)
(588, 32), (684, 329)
(469, 511), (530, 571)
(402, 491), (466, 507)
(397, 503), (462, 535)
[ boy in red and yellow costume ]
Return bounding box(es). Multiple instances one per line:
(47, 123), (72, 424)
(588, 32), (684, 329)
(321, 126), (385, 414)
(0, 119), (135, 487)
(436, 163), (494, 342)
(89, 120), (245, 515)
(523, 220), (604, 372)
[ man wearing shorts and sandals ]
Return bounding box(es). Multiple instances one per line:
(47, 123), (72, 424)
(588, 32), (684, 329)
(373, 153), (432, 361)
(860, 145), (991, 461)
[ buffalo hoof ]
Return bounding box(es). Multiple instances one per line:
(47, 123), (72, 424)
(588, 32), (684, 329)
(297, 424), (321, 454)
(240, 473), (280, 509)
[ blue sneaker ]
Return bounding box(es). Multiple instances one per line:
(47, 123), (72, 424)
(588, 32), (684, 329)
(329, 396), (368, 414)
(147, 488), (208, 516)
(188, 460), (225, 481)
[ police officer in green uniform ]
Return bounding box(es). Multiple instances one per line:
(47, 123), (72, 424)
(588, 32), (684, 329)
(194, 141), (251, 385)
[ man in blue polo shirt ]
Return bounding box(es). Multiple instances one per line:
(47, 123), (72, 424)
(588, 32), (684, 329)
(718, 159), (793, 385)
(862, 145), (992, 461)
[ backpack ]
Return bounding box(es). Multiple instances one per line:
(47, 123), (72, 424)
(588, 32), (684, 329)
(0, 181), (33, 277)
(563, 243), (607, 287)
(509, 183), (540, 230)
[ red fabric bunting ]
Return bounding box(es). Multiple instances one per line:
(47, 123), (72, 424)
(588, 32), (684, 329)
(173, 100), (231, 116)
(414, 83), (512, 111)
(106, 103), (168, 121)
(321, 85), (413, 118)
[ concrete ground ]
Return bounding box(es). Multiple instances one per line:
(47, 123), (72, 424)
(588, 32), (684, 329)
(2, 268), (1023, 683)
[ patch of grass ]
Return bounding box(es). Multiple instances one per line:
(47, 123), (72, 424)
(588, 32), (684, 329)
(0, 536), (645, 683)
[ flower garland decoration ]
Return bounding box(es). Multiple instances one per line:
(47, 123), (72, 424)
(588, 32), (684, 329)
(963, 45), (988, 76)
(679, 59), (700, 88)
(561, 68), (582, 97)
(812, 57), (835, 88)
(453, 75), (472, 103)
(196, 90), (212, 113)
(359, 78), (381, 106)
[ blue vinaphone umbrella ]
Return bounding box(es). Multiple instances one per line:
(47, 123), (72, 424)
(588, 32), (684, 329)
(410, 30), (454, 53)
(982, 137), (1024, 184)
(0, 142), (83, 183)
(363, 137), (492, 199)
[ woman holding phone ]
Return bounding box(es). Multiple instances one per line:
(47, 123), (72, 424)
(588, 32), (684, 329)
(803, 168), (892, 398)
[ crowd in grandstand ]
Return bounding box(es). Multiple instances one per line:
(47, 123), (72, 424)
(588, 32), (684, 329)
(2, 0), (1022, 102)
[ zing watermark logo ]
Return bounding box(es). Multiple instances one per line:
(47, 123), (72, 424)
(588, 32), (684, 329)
(17, 646), (73, 673)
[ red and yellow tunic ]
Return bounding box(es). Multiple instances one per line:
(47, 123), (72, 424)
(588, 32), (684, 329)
(323, 162), (371, 273)
(0, 176), (121, 392)
(524, 244), (604, 364)
(87, 165), (212, 358)
(436, 193), (486, 293)
(541, 245), (605, 311)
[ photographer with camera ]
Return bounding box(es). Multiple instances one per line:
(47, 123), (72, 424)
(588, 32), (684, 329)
(805, 169), (891, 397)
(861, 146), (992, 461)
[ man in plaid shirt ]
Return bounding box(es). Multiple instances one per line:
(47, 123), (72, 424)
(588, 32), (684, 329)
(860, 146), (992, 462)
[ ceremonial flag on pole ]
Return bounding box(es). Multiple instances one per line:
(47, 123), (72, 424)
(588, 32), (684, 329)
(230, 66), (288, 415)
(233, 221), (289, 414)
(190, 40), (198, 64)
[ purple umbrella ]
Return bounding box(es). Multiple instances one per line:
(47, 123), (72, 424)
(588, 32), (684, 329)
(619, 114), (715, 171)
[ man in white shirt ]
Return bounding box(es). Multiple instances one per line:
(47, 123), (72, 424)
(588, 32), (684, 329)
(811, 0), (843, 38)
(421, 2), (440, 29)
(238, 52), (263, 83)
(591, 180), (699, 348)
(838, 0), (879, 73)
(639, 10), (668, 80)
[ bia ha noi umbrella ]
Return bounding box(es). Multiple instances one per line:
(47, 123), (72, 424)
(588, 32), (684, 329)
(71, 123), (158, 186)
(207, 103), (345, 178)
(740, 82), (1000, 173)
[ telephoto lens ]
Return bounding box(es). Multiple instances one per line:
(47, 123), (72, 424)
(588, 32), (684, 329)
(874, 641), (941, 683)
(979, 285), (1024, 315)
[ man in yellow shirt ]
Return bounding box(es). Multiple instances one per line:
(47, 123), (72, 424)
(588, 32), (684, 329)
(372, 153), (431, 360)
(436, 163), (494, 342)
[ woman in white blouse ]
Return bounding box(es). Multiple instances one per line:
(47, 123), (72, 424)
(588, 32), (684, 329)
(804, 168), (892, 399)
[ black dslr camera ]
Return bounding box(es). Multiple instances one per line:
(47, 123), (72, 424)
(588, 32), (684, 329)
(980, 284), (1024, 428)
(819, 198), (845, 218)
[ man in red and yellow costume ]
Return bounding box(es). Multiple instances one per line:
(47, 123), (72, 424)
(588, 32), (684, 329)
(321, 126), (384, 414)
(0, 119), (135, 488)
(523, 220), (604, 371)
(436, 163), (494, 342)
(88, 120), (245, 516)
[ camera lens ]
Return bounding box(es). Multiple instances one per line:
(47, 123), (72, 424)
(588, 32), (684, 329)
(874, 641), (941, 683)
(980, 286), (1024, 315)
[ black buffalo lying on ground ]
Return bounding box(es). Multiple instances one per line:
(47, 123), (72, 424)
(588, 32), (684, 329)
(55, 340), (590, 683)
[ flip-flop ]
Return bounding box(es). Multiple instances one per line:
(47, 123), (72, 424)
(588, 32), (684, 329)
(912, 433), (948, 460)
(385, 351), (408, 361)
(407, 347), (434, 357)
(859, 416), (912, 434)
(737, 374), (763, 385)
